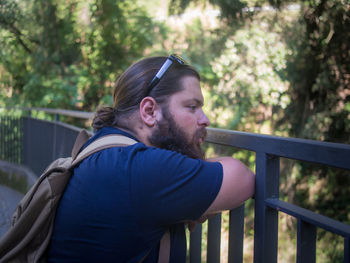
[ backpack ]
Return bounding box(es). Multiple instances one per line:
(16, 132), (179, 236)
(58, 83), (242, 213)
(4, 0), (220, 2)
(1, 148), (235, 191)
(0, 129), (171, 262)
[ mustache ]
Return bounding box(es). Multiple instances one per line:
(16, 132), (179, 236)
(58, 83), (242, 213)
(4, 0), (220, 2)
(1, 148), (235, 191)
(195, 127), (207, 142)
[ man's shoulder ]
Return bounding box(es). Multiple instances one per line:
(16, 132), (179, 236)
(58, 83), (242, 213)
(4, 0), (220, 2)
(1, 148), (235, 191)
(128, 143), (195, 163)
(127, 144), (222, 179)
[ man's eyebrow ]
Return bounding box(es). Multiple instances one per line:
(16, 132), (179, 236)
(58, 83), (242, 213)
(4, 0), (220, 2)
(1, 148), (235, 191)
(184, 98), (204, 106)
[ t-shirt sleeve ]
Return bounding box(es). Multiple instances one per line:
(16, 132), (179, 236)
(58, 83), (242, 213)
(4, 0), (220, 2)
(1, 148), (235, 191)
(129, 146), (223, 226)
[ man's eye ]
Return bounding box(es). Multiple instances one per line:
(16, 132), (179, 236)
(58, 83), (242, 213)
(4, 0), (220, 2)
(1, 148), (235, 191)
(188, 106), (197, 111)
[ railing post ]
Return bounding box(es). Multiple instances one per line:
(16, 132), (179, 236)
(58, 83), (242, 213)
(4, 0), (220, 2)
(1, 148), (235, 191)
(22, 116), (30, 167)
(297, 219), (316, 263)
(228, 205), (245, 263)
(189, 224), (202, 263)
(207, 213), (221, 263)
(0, 116), (3, 159)
(345, 237), (349, 263)
(254, 152), (279, 263)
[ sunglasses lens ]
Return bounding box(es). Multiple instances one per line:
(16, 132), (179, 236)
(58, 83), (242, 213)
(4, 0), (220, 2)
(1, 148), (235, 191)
(146, 54), (186, 96)
(170, 54), (185, 65)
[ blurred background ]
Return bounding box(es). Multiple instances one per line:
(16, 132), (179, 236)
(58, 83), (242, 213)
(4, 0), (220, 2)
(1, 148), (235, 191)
(0, 0), (349, 262)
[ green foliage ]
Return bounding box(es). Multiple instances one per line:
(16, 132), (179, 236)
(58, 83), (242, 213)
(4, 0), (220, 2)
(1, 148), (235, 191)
(1, 0), (350, 261)
(209, 19), (290, 132)
(167, 1), (349, 261)
(279, 0), (350, 143)
(0, 0), (166, 110)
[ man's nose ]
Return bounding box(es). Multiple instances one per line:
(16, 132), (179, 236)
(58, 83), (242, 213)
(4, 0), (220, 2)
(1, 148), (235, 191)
(198, 110), (210, 127)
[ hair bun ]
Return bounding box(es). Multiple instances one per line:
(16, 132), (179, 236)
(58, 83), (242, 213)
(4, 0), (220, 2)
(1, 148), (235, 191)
(92, 106), (116, 130)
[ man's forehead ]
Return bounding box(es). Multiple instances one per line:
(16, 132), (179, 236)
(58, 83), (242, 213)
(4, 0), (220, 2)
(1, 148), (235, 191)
(174, 78), (204, 102)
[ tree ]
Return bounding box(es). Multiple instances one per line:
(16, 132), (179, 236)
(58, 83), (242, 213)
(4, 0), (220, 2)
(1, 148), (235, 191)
(0, 0), (165, 110)
(168, 1), (349, 261)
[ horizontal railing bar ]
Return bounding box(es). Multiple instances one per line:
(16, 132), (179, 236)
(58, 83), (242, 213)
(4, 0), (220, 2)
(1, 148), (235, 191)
(6, 108), (350, 169)
(26, 107), (94, 119)
(23, 116), (92, 134)
(206, 128), (350, 170)
(265, 198), (350, 237)
(4, 107), (94, 120)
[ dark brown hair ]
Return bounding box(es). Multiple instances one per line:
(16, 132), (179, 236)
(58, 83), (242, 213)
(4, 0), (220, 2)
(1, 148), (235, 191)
(92, 56), (200, 131)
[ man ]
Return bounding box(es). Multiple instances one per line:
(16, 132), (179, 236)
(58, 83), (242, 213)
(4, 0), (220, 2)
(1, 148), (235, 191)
(47, 55), (254, 262)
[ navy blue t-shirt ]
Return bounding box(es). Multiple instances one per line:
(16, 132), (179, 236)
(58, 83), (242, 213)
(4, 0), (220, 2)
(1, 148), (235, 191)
(48, 127), (223, 263)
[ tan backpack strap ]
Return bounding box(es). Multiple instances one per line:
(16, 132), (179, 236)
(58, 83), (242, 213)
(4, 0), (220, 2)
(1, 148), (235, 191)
(72, 134), (138, 166)
(71, 129), (90, 160)
(158, 230), (171, 263)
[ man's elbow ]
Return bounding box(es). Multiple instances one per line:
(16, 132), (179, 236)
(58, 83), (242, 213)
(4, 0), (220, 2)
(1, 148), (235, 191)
(244, 169), (255, 201)
(208, 157), (256, 213)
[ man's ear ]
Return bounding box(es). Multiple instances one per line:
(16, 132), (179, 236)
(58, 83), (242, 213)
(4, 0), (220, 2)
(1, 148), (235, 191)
(139, 97), (160, 127)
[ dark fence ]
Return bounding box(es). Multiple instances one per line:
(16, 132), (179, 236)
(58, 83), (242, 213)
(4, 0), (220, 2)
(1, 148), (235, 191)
(0, 115), (22, 164)
(205, 128), (350, 263)
(1, 108), (349, 263)
(21, 117), (87, 175)
(0, 108), (93, 175)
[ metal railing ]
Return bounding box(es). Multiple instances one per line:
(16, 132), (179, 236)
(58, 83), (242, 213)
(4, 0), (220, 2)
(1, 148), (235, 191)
(205, 128), (350, 263)
(0, 115), (23, 164)
(1, 108), (349, 263)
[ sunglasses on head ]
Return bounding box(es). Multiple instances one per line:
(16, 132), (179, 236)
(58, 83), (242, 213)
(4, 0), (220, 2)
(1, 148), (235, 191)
(145, 54), (185, 96)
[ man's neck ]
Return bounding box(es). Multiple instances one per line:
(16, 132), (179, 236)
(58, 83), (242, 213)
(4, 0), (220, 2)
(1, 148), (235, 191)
(114, 125), (153, 147)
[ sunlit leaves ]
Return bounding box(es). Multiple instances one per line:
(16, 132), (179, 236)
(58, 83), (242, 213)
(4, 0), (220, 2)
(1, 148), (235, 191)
(0, 0), (165, 111)
(208, 13), (290, 132)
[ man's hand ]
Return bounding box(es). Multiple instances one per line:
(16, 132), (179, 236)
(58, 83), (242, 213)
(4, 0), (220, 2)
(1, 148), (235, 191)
(186, 213), (219, 232)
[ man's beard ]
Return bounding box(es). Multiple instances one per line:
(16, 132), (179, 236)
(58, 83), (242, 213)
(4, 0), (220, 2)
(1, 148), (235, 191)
(149, 107), (207, 160)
